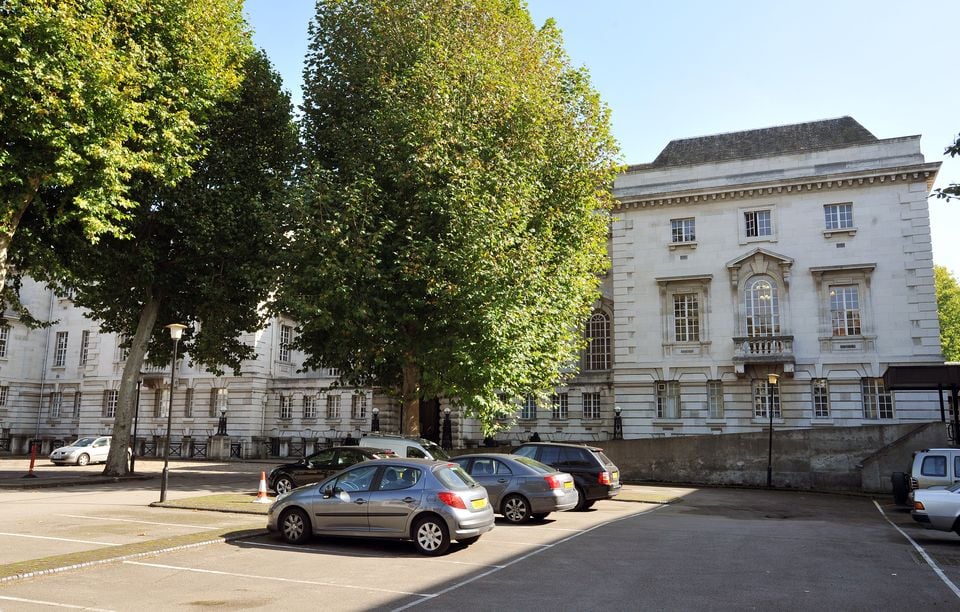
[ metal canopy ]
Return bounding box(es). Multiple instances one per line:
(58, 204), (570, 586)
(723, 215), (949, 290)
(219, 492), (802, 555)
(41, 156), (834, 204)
(882, 365), (960, 390)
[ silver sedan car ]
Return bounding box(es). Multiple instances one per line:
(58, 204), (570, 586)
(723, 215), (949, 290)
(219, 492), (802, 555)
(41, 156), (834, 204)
(266, 458), (494, 555)
(912, 483), (960, 535)
(49, 436), (115, 466)
(451, 453), (577, 523)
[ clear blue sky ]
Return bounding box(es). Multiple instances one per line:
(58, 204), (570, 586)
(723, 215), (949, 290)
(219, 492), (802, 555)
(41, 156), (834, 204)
(243, 0), (960, 274)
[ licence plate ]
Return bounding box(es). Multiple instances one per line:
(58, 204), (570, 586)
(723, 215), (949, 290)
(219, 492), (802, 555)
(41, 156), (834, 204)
(612, 471), (619, 481)
(564, 481), (574, 489)
(471, 498), (486, 509)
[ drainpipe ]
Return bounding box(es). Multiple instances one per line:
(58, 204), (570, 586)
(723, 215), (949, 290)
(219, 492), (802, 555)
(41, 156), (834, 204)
(34, 288), (55, 439)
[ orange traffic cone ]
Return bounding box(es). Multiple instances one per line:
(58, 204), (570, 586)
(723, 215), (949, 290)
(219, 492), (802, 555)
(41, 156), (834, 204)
(253, 471), (272, 503)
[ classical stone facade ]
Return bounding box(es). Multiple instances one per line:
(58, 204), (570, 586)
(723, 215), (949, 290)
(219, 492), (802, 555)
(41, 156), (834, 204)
(0, 117), (946, 456)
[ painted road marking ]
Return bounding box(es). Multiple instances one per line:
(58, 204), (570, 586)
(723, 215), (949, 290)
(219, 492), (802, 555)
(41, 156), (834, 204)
(57, 514), (223, 529)
(0, 532), (119, 546)
(124, 561), (435, 597)
(241, 540), (506, 568)
(0, 595), (114, 610)
(873, 500), (960, 600)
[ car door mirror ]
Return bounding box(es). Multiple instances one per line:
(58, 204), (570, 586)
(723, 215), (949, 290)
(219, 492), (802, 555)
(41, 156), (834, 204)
(323, 486), (335, 498)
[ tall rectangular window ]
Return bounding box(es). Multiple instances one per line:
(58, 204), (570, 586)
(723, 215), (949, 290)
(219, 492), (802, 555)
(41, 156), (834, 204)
(824, 203), (854, 229)
(671, 217), (696, 243)
(862, 378), (894, 419)
(103, 390), (118, 418)
(50, 391), (62, 418)
(674, 294), (700, 342)
(585, 312), (611, 370)
(279, 395), (292, 420)
(73, 391), (82, 417)
(521, 395), (536, 420)
(303, 395), (318, 419)
(154, 389), (170, 418)
(0, 325), (8, 358)
(351, 393), (366, 419)
(812, 379), (830, 418)
(115, 335), (128, 362)
(551, 393), (568, 420)
(707, 380), (724, 419)
(0, 385), (8, 406)
(582, 392), (601, 420)
(326, 394), (341, 419)
(657, 381), (680, 419)
(79, 330), (90, 366)
(753, 380), (781, 419)
(744, 210), (771, 237)
(279, 324), (293, 363)
(184, 388), (193, 418)
(54, 331), (68, 367)
(210, 388), (228, 418)
(830, 285), (861, 336)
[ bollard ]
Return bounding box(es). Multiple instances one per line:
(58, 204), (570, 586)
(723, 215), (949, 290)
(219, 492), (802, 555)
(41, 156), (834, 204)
(23, 443), (39, 478)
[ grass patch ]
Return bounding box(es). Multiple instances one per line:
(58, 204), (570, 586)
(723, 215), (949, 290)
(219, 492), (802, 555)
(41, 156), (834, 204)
(152, 493), (274, 515)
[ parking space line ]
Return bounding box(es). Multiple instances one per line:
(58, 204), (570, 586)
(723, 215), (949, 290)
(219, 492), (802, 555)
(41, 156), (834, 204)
(0, 532), (120, 546)
(873, 500), (960, 600)
(56, 514), (222, 530)
(0, 594), (114, 610)
(124, 561), (435, 597)
(392, 504), (665, 611)
(241, 540), (507, 568)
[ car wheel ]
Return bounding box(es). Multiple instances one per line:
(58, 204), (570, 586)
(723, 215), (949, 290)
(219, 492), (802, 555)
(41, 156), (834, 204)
(279, 508), (311, 544)
(502, 494), (531, 524)
(413, 515), (450, 556)
(274, 475), (295, 495)
(458, 536), (480, 546)
(573, 487), (589, 511)
(77, 453), (90, 466)
(530, 513), (550, 522)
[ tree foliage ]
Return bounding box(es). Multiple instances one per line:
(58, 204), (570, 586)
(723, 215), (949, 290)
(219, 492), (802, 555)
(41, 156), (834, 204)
(0, 0), (251, 292)
(933, 134), (960, 200)
(283, 0), (621, 434)
(20, 50), (300, 475)
(935, 265), (960, 362)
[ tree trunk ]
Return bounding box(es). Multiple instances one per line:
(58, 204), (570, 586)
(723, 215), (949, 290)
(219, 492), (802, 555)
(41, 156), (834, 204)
(0, 177), (40, 290)
(401, 355), (421, 436)
(103, 292), (161, 476)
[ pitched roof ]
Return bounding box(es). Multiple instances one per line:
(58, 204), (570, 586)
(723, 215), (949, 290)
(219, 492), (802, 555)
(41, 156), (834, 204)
(650, 116), (877, 168)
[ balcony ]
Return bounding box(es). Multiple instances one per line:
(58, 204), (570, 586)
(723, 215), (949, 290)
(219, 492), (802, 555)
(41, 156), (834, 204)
(732, 335), (795, 376)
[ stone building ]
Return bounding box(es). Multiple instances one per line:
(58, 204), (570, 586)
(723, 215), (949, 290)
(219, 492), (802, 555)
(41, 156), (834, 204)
(0, 117), (947, 456)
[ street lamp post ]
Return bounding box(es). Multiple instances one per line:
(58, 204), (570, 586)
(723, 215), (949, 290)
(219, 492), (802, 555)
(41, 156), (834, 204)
(159, 323), (188, 503)
(130, 377), (142, 473)
(371, 407), (380, 433)
(766, 372), (780, 488)
(441, 407), (452, 450)
(613, 405), (623, 440)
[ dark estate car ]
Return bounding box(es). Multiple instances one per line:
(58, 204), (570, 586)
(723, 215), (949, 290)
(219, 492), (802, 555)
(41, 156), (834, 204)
(513, 442), (621, 511)
(268, 446), (395, 494)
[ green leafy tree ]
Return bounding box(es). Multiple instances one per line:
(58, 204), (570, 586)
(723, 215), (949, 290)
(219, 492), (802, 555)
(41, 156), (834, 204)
(935, 265), (960, 361)
(0, 0), (250, 293)
(933, 134), (959, 200)
(21, 51), (299, 476)
(283, 0), (620, 435)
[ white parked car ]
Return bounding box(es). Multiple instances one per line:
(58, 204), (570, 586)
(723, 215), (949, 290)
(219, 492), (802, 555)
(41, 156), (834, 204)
(49, 436), (117, 466)
(911, 483), (960, 536)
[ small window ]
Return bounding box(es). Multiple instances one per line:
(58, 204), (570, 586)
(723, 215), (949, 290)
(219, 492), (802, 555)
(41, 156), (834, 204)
(350, 393), (366, 419)
(79, 330), (90, 366)
(921, 455), (947, 477)
(671, 217), (696, 243)
(279, 395), (292, 420)
(824, 203), (853, 230)
(551, 393), (568, 420)
(72, 391), (82, 417)
(210, 388), (228, 418)
(812, 379), (830, 418)
(656, 381), (680, 419)
(744, 210), (772, 238)
(830, 286), (861, 336)
(326, 394), (341, 419)
(521, 395), (536, 420)
(184, 388), (193, 418)
(673, 294), (700, 342)
(303, 395), (317, 419)
(279, 324), (293, 363)
(707, 380), (724, 419)
(862, 378), (894, 419)
(753, 380), (780, 419)
(0, 385), (8, 407)
(54, 331), (68, 367)
(50, 391), (63, 418)
(583, 392), (601, 420)
(103, 389), (118, 418)
(0, 324), (8, 358)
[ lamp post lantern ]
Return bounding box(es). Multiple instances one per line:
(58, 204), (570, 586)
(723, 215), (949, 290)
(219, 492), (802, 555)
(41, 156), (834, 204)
(613, 405), (623, 440)
(371, 407), (380, 432)
(159, 323), (188, 503)
(441, 407), (452, 450)
(766, 372), (780, 488)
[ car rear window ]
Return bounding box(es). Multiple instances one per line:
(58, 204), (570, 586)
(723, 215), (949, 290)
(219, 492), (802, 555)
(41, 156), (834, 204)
(434, 464), (476, 490)
(512, 456), (555, 473)
(420, 439), (450, 460)
(595, 451), (615, 466)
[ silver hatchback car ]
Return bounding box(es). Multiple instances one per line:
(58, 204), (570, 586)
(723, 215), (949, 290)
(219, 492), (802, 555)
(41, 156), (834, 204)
(452, 453), (577, 523)
(267, 458), (494, 555)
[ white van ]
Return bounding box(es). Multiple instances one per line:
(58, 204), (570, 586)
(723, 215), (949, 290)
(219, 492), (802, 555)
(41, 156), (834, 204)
(358, 434), (450, 461)
(910, 448), (960, 491)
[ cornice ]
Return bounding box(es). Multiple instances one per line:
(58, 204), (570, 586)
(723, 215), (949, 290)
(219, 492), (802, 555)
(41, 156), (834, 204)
(614, 162), (941, 210)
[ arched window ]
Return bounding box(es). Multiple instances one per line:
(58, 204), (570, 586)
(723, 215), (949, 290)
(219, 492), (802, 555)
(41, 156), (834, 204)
(585, 312), (611, 370)
(744, 278), (780, 337)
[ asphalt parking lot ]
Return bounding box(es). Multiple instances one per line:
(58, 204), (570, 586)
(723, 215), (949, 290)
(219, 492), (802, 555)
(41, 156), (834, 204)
(2, 457), (960, 610)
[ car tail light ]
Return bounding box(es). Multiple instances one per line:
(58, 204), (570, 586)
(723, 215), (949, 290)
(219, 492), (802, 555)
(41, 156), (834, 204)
(598, 471), (611, 485)
(913, 501), (926, 511)
(437, 491), (467, 509)
(909, 477), (918, 490)
(544, 475), (562, 489)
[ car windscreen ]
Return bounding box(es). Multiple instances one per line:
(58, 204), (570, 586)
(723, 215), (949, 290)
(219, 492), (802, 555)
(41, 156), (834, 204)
(420, 439), (450, 460)
(72, 437), (96, 447)
(434, 464), (476, 490)
(512, 456), (555, 473)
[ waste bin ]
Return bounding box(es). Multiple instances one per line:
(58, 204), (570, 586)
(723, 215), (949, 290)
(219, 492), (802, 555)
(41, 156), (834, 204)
(891, 471), (910, 506)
